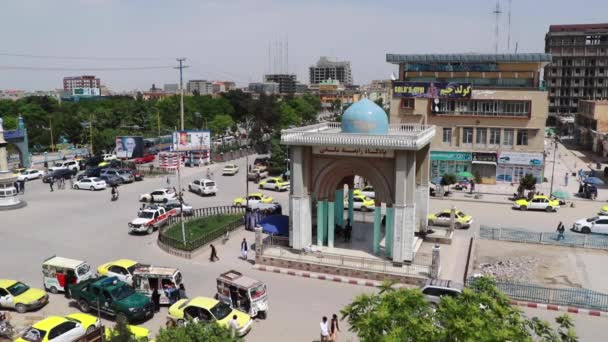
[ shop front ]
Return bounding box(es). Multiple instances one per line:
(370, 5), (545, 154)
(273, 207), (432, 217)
(472, 152), (497, 184)
(496, 151), (544, 184)
(430, 151), (472, 179)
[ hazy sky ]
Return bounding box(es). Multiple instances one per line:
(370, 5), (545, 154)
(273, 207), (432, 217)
(1, 0), (607, 91)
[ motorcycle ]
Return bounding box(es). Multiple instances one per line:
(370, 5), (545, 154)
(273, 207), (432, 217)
(0, 312), (14, 339)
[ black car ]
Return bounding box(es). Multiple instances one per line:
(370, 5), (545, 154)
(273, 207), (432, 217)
(85, 155), (104, 167)
(99, 174), (122, 187)
(77, 166), (104, 180)
(42, 169), (73, 183)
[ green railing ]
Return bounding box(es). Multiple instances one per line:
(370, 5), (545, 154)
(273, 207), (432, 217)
(479, 226), (608, 250)
(159, 206), (245, 252)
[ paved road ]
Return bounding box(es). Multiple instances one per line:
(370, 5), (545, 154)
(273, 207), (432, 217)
(2, 155), (607, 341)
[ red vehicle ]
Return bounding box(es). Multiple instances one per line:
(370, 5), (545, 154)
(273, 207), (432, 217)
(134, 154), (155, 164)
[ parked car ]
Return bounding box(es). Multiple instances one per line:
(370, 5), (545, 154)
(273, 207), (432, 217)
(103, 154), (118, 161)
(96, 259), (142, 285)
(571, 216), (608, 234)
(0, 279), (48, 313)
(345, 194), (374, 212)
(15, 314), (100, 342)
(134, 154), (155, 164)
(129, 169), (144, 181)
(99, 174), (122, 187)
(420, 279), (463, 305)
(42, 169), (73, 183)
(233, 193), (274, 207)
(253, 157), (270, 171)
(100, 168), (134, 183)
(139, 188), (177, 203)
(73, 177), (107, 191)
(354, 185), (375, 199)
(77, 166), (104, 181)
(188, 179), (217, 196)
(48, 160), (79, 174)
(167, 297), (252, 336)
(512, 195), (560, 212)
(427, 209), (473, 229)
(222, 164), (239, 176)
(163, 200), (194, 216)
(17, 169), (45, 181)
(258, 177), (290, 191)
(247, 167), (269, 181)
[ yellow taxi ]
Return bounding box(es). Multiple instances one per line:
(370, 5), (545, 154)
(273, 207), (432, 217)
(258, 177), (290, 192)
(105, 324), (151, 341)
(15, 313), (100, 342)
(97, 259), (142, 286)
(512, 195), (560, 212)
(0, 279), (48, 313)
(427, 209), (473, 229)
(345, 194), (375, 212)
(233, 193), (274, 207)
(599, 205), (608, 216)
(167, 296), (252, 336)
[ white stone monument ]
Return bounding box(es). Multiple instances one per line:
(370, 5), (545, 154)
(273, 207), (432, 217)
(0, 117), (24, 210)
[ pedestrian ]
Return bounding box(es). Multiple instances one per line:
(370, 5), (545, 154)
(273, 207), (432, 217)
(166, 176), (170, 185)
(13, 181), (19, 194)
(68, 176), (74, 189)
(19, 179), (25, 194)
(344, 219), (352, 242)
(206, 168), (211, 179)
(240, 238), (248, 260)
(49, 177), (54, 192)
(64, 270), (75, 299)
(565, 172), (569, 186)
(469, 179), (475, 194)
(178, 283), (187, 300)
(151, 288), (161, 312)
(320, 316), (330, 342)
(228, 315), (240, 337)
(256, 173), (261, 184)
(330, 314), (340, 341)
(209, 244), (219, 262)
(557, 221), (565, 241)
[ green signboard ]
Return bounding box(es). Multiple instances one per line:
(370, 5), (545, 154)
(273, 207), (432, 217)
(431, 151), (472, 161)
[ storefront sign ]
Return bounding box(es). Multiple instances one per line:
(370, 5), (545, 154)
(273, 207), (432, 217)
(431, 151), (472, 161)
(393, 81), (472, 98)
(312, 146), (394, 158)
(472, 152), (497, 163)
(497, 152), (544, 166)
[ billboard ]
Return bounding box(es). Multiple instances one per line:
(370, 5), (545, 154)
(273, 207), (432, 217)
(114, 136), (144, 158)
(497, 152), (544, 166)
(393, 81), (472, 98)
(72, 88), (100, 96)
(172, 130), (211, 152)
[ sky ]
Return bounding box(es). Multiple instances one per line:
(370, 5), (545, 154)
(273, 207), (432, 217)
(1, 0), (607, 91)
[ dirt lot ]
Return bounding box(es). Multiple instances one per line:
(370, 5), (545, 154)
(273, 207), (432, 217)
(473, 240), (608, 292)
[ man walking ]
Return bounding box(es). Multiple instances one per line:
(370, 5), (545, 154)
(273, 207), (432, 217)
(240, 238), (248, 260)
(565, 172), (569, 186)
(228, 315), (240, 338)
(49, 177), (54, 192)
(18, 179), (25, 194)
(556, 221), (565, 241)
(209, 244), (219, 262)
(320, 316), (330, 342)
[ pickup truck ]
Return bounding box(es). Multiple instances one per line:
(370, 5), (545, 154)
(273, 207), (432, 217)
(128, 206), (177, 235)
(69, 276), (154, 322)
(247, 167), (269, 181)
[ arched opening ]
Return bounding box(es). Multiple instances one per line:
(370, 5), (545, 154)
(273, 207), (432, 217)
(6, 143), (24, 169)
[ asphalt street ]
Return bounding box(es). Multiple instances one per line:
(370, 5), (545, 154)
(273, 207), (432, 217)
(1, 155), (607, 341)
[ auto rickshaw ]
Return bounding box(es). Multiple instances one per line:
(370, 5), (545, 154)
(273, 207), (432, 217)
(216, 270), (268, 319)
(131, 266), (183, 305)
(42, 256), (93, 294)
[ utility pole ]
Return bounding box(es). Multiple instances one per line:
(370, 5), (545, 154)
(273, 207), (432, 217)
(89, 113), (93, 155)
(49, 116), (54, 152)
(175, 58), (189, 131)
(549, 138), (558, 195)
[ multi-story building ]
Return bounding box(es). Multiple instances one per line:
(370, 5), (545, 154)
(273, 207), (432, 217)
(187, 80), (214, 95)
(163, 84), (179, 93)
(545, 23), (608, 119)
(248, 82), (280, 95)
(575, 100), (608, 155)
(212, 81), (236, 93)
(309, 57), (353, 85)
(387, 53), (551, 184)
(264, 74), (297, 94)
(63, 75), (100, 91)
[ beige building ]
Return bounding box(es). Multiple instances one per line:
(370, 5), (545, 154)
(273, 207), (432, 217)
(576, 100), (608, 155)
(387, 53), (551, 184)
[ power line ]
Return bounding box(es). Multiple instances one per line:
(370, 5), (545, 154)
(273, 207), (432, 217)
(0, 51), (170, 61)
(0, 65), (174, 71)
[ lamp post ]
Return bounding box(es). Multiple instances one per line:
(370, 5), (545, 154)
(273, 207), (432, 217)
(49, 116), (54, 152)
(154, 108), (161, 143)
(88, 113), (93, 155)
(194, 112), (201, 130)
(549, 137), (558, 195)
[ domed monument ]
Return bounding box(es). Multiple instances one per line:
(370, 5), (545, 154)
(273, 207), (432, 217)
(0, 117), (24, 210)
(341, 98), (388, 135)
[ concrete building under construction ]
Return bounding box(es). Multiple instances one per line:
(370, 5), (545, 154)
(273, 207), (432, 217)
(309, 57), (353, 85)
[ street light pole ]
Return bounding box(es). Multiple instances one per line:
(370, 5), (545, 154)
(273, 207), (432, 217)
(549, 138), (558, 195)
(49, 116), (54, 152)
(89, 113), (93, 155)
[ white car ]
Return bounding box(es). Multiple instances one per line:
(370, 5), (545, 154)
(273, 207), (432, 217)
(139, 188), (177, 203)
(357, 185), (375, 199)
(103, 154), (118, 161)
(222, 164), (239, 175)
(17, 169), (45, 181)
(188, 178), (217, 196)
(572, 216), (608, 234)
(49, 160), (79, 173)
(73, 177), (107, 191)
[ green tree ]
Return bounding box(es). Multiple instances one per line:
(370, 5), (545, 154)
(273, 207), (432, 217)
(209, 114), (234, 136)
(105, 314), (137, 342)
(518, 173), (537, 196)
(441, 173), (458, 188)
(342, 277), (578, 342)
(156, 322), (241, 342)
(279, 102), (299, 128)
(268, 133), (287, 175)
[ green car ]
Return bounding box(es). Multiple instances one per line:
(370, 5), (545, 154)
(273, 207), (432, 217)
(69, 277), (154, 322)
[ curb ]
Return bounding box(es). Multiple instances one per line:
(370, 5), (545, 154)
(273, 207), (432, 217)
(510, 300), (608, 317)
(252, 264), (407, 288)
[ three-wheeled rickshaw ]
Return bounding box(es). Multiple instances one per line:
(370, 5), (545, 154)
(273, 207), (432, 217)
(42, 256), (93, 294)
(132, 266), (183, 305)
(215, 270), (268, 319)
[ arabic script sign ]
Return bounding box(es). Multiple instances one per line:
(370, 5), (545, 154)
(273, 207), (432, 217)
(393, 81), (472, 99)
(312, 146), (394, 158)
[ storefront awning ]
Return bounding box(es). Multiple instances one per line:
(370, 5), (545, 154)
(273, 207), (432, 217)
(472, 161), (497, 165)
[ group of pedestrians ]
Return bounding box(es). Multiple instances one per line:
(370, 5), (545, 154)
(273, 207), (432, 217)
(150, 283), (187, 312)
(320, 314), (340, 341)
(48, 176), (69, 192)
(13, 179), (25, 194)
(209, 238), (249, 262)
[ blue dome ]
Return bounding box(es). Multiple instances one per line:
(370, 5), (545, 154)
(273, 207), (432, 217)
(341, 98), (388, 134)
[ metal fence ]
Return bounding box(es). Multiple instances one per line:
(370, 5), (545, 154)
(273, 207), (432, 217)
(467, 278), (608, 312)
(159, 206), (245, 251)
(479, 226), (608, 250)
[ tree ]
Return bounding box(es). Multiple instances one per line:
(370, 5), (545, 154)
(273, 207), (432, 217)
(105, 315), (137, 342)
(209, 114), (234, 136)
(518, 173), (537, 196)
(156, 322), (241, 342)
(268, 133), (288, 175)
(342, 277), (578, 342)
(441, 173), (458, 188)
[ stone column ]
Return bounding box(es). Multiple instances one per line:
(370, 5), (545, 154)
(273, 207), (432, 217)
(335, 189), (344, 227)
(373, 206), (382, 255)
(327, 201), (335, 248)
(392, 150), (416, 263)
(385, 206), (394, 258)
(254, 226), (263, 257)
(347, 188), (354, 224)
(290, 146), (311, 249)
(316, 199), (327, 246)
(430, 244), (441, 279)
(416, 144), (431, 233)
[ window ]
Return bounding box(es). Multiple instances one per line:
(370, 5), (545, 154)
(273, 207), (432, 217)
(489, 128), (501, 145)
(442, 128), (452, 144)
(400, 98), (415, 109)
(463, 128), (473, 144)
(476, 128), (487, 145)
(517, 130), (528, 145)
(503, 129), (514, 146)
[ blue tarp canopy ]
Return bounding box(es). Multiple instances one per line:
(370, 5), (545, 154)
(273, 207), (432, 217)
(259, 215), (289, 236)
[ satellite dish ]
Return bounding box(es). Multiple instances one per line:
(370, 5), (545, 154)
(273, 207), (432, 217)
(390, 73), (397, 81)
